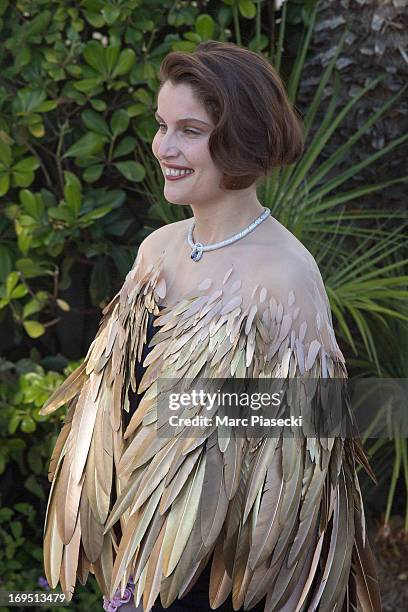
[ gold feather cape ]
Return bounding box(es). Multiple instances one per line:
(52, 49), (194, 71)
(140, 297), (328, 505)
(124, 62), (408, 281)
(40, 251), (381, 611)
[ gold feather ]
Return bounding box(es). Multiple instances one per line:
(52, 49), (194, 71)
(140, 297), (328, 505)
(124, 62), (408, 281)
(47, 398), (75, 482)
(55, 457), (83, 545)
(160, 446), (202, 514)
(162, 451), (206, 577)
(243, 437), (279, 523)
(76, 543), (91, 585)
(103, 467), (144, 534)
(79, 487), (104, 563)
(39, 362), (87, 416)
(231, 521), (252, 610)
(60, 514), (81, 602)
(92, 532), (114, 597)
(209, 537), (233, 608)
(200, 433), (229, 549)
(110, 481), (164, 597)
(143, 521), (166, 612)
(43, 494), (63, 588)
(248, 441), (284, 570)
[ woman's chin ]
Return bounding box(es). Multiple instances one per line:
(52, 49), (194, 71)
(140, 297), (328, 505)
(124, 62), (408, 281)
(164, 195), (191, 206)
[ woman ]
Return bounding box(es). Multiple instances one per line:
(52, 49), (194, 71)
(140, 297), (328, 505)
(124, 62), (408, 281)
(40, 41), (381, 611)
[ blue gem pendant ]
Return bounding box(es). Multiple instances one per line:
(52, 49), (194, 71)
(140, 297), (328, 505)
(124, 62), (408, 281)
(190, 243), (204, 261)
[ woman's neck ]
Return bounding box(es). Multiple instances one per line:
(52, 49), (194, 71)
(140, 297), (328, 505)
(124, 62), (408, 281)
(189, 194), (266, 245)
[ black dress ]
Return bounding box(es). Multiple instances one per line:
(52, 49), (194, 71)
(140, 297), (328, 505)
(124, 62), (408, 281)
(120, 311), (266, 612)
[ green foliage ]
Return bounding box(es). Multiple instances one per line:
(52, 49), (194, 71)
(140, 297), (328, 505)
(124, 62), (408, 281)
(0, 355), (82, 606)
(0, 0), (406, 606)
(0, 0), (316, 338)
(0, 0), (208, 339)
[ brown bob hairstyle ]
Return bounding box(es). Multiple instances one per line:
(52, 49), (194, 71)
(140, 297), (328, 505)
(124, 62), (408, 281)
(158, 40), (304, 190)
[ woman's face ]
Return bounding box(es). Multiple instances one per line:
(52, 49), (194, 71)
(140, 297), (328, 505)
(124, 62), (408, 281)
(152, 80), (224, 206)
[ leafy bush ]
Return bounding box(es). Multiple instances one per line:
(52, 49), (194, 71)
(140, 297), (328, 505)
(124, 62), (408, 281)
(0, 0), (406, 607)
(1, 0), (311, 606)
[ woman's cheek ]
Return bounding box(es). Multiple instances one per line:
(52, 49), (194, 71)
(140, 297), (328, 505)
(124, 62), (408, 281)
(151, 133), (160, 158)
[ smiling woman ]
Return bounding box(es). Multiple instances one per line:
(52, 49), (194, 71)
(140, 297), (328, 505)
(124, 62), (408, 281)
(40, 41), (381, 612)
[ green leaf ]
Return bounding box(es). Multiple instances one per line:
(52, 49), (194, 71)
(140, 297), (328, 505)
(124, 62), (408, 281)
(83, 164), (104, 183)
(9, 414), (21, 435)
(35, 100), (58, 112)
(73, 78), (103, 93)
(24, 474), (45, 500)
(238, 0), (256, 19)
(10, 521), (23, 539)
(14, 88), (46, 114)
(6, 271), (19, 296)
(0, 141), (12, 167)
(0, 245), (12, 282)
(20, 189), (44, 219)
(12, 168), (36, 188)
(16, 259), (50, 278)
(23, 320), (45, 338)
(249, 34), (269, 52)
(27, 447), (42, 474)
(83, 41), (106, 74)
(13, 157), (40, 172)
(14, 504), (33, 516)
(113, 136), (137, 159)
(23, 298), (44, 319)
(106, 45), (120, 73)
(63, 171), (82, 216)
(110, 109), (130, 136)
(17, 231), (32, 255)
(106, 219), (132, 237)
(143, 62), (156, 79)
(0, 172), (10, 196)
(83, 10), (105, 28)
(25, 10), (51, 38)
(171, 41), (197, 53)
(48, 206), (74, 222)
(10, 284), (28, 299)
(80, 205), (113, 222)
(183, 31), (202, 43)
(90, 99), (107, 112)
(66, 63), (82, 78)
(134, 88), (152, 105)
(112, 48), (137, 77)
(196, 14), (215, 40)
(113, 160), (145, 182)
(81, 109), (111, 137)
(128, 103), (146, 117)
(63, 131), (107, 158)
(102, 6), (120, 25)
(0, 508), (13, 523)
(20, 417), (36, 433)
(14, 45), (31, 70)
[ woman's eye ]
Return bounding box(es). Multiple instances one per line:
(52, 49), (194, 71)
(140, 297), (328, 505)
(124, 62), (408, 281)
(157, 123), (199, 136)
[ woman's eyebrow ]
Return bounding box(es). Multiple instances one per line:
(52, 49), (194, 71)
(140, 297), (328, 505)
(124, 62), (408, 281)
(154, 111), (211, 126)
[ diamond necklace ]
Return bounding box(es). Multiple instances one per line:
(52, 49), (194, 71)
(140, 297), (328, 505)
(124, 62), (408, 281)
(187, 207), (271, 262)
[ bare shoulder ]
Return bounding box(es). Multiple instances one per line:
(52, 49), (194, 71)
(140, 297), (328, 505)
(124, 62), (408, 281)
(244, 215), (323, 291)
(253, 217), (339, 350)
(137, 218), (191, 262)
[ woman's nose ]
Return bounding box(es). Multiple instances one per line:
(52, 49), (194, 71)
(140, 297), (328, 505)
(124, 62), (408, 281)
(157, 131), (179, 158)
